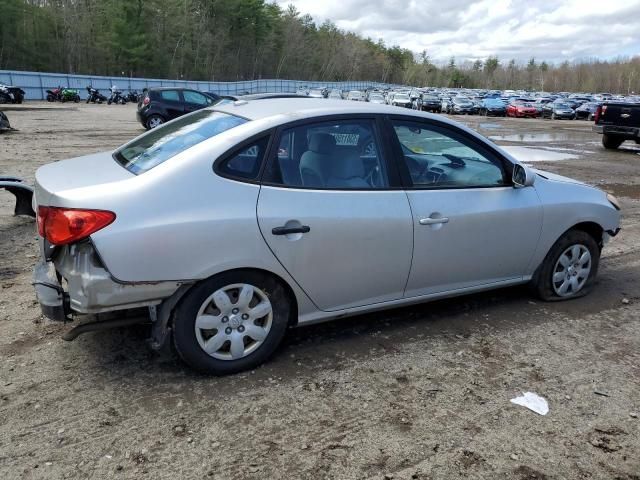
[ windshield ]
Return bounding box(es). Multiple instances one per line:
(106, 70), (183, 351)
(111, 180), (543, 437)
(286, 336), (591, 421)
(114, 110), (247, 174)
(555, 103), (570, 108)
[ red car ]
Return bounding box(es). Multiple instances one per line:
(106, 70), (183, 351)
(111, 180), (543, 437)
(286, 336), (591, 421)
(506, 102), (538, 118)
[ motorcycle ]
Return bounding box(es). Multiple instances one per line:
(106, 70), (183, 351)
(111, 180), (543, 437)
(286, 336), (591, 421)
(0, 84), (25, 104)
(86, 86), (107, 104)
(124, 90), (141, 103)
(46, 86), (64, 102)
(107, 87), (127, 105)
(60, 88), (80, 103)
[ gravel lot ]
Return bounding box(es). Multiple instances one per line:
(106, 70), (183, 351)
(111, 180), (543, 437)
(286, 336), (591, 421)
(1, 103), (638, 480)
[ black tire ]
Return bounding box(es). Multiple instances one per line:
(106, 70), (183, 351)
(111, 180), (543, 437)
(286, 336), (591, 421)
(602, 134), (624, 150)
(107, 98), (112, 105)
(173, 270), (292, 375)
(532, 230), (600, 302)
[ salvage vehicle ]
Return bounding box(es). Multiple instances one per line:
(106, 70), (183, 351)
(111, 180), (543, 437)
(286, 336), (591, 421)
(367, 92), (386, 105)
(32, 99), (622, 374)
(447, 97), (476, 115)
(137, 87), (219, 129)
(541, 102), (576, 120)
(346, 90), (364, 101)
(575, 102), (600, 121)
(593, 101), (640, 149)
(479, 98), (506, 116)
(415, 94), (441, 113)
(0, 84), (25, 104)
(506, 101), (538, 118)
(390, 92), (412, 108)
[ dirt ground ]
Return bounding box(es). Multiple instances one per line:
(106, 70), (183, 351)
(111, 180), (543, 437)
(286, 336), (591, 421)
(0, 103), (638, 480)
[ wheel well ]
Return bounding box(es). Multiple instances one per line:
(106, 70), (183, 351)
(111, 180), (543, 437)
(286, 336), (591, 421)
(569, 222), (604, 248)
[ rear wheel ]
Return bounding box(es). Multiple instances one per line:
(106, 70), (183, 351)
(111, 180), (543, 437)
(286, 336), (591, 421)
(602, 134), (624, 150)
(173, 271), (291, 375)
(532, 230), (600, 301)
(145, 114), (165, 129)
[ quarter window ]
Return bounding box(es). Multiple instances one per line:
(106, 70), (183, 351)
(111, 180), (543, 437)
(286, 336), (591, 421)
(264, 119), (388, 189)
(183, 90), (211, 105)
(160, 90), (180, 101)
(391, 120), (507, 188)
(217, 136), (270, 180)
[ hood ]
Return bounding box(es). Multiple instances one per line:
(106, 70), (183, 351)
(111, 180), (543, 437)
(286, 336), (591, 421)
(531, 168), (586, 186)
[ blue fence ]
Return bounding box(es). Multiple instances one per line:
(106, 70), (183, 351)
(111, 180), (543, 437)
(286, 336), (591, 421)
(0, 70), (394, 101)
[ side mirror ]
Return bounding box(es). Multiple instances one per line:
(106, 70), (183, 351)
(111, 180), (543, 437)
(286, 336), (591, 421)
(512, 163), (535, 188)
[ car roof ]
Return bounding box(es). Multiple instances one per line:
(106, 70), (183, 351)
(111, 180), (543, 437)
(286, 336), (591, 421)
(148, 87), (199, 92)
(211, 98), (479, 133)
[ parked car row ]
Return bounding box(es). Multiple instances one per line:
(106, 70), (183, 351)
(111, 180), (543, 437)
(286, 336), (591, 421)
(292, 86), (619, 122)
(135, 85), (623, 130)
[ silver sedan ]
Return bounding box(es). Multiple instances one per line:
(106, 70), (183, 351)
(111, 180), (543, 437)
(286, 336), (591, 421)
(32, 99), (622, 374)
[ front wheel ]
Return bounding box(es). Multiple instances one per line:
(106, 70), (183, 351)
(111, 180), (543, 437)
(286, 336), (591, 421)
(173, 271), (291, 374)
(532, 230), (600, 301)
(602, 134), (624, 150)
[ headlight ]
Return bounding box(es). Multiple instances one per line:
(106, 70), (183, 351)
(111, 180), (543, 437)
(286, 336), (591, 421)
(607, 193), (621, 211)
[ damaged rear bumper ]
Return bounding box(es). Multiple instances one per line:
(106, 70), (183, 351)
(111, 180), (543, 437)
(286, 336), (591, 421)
(32, 241), (183, 323)
(32, 261), (69, 321)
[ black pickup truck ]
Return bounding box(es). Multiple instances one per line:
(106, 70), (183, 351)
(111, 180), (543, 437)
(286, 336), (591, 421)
(592, 102), (640, 149)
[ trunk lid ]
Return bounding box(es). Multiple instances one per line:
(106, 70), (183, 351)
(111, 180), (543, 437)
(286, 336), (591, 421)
(35, 151), (134, 207)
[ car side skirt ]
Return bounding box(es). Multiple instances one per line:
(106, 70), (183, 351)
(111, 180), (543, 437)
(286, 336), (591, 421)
(295, 277), (531, 326)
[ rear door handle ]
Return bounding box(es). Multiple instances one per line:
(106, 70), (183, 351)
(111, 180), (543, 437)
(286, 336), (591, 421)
(419, 217), (449, 225)
(272, 225), (311, 235)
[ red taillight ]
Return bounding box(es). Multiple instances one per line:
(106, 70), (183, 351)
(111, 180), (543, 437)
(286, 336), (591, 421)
(143, 96), (150, 105)
(594, 105), (602, 123)
(38, 207), (115, 245)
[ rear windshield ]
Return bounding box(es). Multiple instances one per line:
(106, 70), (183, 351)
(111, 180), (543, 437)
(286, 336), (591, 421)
(114, 110), (247, 174)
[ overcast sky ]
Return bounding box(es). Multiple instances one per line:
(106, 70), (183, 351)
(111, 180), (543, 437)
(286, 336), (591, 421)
(273, 0), (640, 64)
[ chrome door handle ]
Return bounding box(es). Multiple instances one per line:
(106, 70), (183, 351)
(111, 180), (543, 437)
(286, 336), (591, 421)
(419, 217), (449, 225)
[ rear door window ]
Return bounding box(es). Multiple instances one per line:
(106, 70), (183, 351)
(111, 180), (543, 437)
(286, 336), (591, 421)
(114, 110), (247, 174)
(263, 119), (389, 189)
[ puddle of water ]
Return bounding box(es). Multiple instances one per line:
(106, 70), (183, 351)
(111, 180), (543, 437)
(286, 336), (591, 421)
(490, 132), (574, 142)
(479, 123), (502, 130)
(501, 146), (578, 162)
